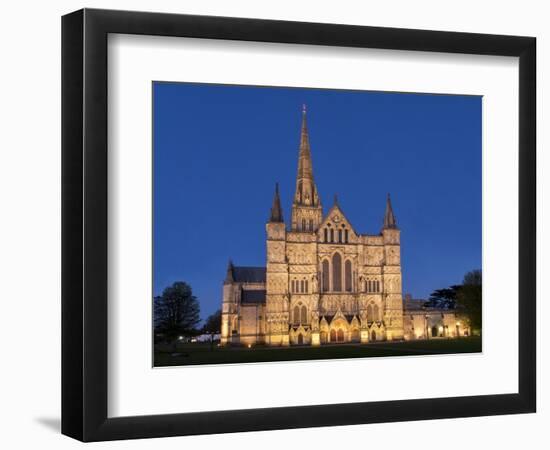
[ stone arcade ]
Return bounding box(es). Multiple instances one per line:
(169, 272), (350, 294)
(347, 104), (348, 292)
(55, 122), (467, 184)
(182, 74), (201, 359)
(220, 107), (466, 346)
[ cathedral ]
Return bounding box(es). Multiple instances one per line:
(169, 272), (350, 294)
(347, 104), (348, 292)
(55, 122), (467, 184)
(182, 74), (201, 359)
(220, 107), (466, 346)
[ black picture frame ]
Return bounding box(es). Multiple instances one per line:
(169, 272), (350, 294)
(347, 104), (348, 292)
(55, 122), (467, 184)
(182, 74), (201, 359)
(62, 8), (536, 442)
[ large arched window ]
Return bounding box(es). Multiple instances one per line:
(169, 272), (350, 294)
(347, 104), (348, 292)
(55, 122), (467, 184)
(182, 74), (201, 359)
(300, 280), (305, 293)
(301, 219), (306, 231)
(367, 304), (373, 322)
(293, 305), (300, 324)
(322, 260), (330, 292)
(373, 304), (380, 321)
(332, 253), (342, 292)
(345, 260), (352, 292)
(300, 305), (307, 324)
(309, 219), (313, 232)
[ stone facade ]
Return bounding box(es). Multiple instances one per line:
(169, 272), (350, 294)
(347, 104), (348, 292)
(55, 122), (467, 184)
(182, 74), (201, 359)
(402, 296), (470, 340)
(220, 107), (462, 346)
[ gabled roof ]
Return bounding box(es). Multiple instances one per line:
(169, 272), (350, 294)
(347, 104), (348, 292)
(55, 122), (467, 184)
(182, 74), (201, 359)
(241, 289), (266, 304)
(318, 201), (357, 235)
(232, 266), (266, 283)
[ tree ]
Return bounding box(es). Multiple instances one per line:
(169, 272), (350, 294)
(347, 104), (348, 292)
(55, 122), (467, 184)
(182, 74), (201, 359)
(202, 309), (222, 351)
(154, 281), (200, 341)
(427, 285), (461, 309)
(455, 270), (482, 334)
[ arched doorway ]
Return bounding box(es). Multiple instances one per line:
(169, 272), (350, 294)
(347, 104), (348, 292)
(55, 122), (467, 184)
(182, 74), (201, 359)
(330, 329), (336, 342)
(431, 326), (438, 337)
(297, 334), (304, 345)
(351, 329), (360, 342)
(320, 331), (328, 344)
(337, 329), (345, 342)
(371, 330), (377, 341)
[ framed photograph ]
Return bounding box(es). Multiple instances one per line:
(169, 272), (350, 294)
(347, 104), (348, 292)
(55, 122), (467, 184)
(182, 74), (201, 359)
(62, 8), (536, 441)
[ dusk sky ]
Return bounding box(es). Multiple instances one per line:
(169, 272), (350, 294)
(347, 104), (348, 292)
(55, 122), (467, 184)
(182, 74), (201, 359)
(153, 82), (482, 320)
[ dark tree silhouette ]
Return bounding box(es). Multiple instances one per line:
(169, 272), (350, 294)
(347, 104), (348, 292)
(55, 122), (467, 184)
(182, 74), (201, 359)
(154, 281), (200, 341)
(456, 270), (482, 334)
(426, 285), (461, 309)
(202, 309), (221, 351)
(202, 309), (221, 335)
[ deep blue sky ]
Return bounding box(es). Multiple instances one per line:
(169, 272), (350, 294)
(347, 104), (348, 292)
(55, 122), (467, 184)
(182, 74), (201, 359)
(153, 82), (481, 320)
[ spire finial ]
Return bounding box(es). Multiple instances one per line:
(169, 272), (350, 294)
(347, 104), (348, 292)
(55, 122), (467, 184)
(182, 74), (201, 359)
(383, 193), (398, 229)
(269, 182), (284, 223)
(302, 103), (307, 114)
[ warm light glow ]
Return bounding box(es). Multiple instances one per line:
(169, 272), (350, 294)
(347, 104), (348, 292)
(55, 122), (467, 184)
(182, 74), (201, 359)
(247, 344), (252, 348)
(438, 326), (443, 332)
(456, 321), (461, 326)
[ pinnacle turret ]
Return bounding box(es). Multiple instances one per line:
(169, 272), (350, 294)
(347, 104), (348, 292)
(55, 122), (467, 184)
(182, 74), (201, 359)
(224, 260), (234, 283)
(269, 183), (284, 223)
(383, 193), (398, 229)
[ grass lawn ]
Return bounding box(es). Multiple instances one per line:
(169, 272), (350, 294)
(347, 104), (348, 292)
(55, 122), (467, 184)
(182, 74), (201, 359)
(154, 336), (481, 367)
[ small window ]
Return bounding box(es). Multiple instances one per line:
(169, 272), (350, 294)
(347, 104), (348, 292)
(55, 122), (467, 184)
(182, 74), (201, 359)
(345, 229), (349, 243)
(305, 280), (308, 293)
(324, 228), (328, 242)
(338, 229), (342, 243)
(330, 229), (334, 242)
(302, 219), (306, 231)
(309, 219), (313, 231)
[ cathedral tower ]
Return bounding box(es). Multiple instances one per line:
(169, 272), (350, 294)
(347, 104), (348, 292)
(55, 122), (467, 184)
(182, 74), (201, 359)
(381, 194), (404, 340)
(291, 106), (323, 232)
(265, 183), (290, 345)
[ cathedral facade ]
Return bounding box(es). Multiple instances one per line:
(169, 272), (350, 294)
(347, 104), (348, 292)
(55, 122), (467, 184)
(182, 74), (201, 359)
(220, 108), (463, 347)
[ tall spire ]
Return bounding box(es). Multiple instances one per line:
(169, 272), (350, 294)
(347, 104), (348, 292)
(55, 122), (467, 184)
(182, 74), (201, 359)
(383, 193), (398, 229)
(297, 104), (313, 182)
(293, 105), (320, 207)
(291, 106), (323, 232)
(269, 183), (284, 223)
